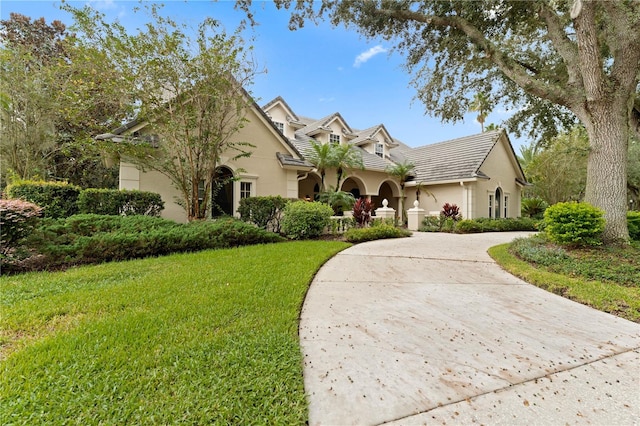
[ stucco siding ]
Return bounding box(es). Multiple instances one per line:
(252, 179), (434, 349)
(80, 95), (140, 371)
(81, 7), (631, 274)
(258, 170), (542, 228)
(476, 136), (523, 218)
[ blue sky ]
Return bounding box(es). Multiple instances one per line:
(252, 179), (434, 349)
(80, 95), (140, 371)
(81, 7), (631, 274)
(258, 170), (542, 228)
(1, 0), (525, 151)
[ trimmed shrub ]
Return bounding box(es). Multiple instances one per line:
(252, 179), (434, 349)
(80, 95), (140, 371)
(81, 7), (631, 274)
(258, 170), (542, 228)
(281, 201), (334, 239)
(6, 180), (80, 218)
(628, 211), (640, 241)
(25, 215), (284, 268)
(344, 224), (411, 243)
(0, 199), (43, 255)
(237, 195), (288, 232)
(455, 219), (484, 233)
(543, 201), (604, 246)
(77, 189), (164, 216)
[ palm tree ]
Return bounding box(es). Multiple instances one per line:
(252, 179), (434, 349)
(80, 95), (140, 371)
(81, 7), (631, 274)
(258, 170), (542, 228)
(305, 140), (333, 192)
(469, 92), (492, 132)
(332, 143), (364, 189)
(386, 161), (415, 223)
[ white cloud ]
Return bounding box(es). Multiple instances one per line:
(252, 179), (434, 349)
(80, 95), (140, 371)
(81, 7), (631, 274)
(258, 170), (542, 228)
(353, 45), (387, 68)
(87, 0), (117, 10)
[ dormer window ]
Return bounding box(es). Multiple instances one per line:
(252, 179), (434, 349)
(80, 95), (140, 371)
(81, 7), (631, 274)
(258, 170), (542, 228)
(329, 134), (340, 145)
(375, 143), (384, 158)
(274, 121), (284, 133)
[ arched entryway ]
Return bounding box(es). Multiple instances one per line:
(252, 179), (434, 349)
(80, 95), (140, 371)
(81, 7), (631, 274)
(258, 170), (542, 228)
(298, 173), (321, 200)
(341, 177), (364, 200)
(372, 181), (399, 212)
(213, 166), (234, 217)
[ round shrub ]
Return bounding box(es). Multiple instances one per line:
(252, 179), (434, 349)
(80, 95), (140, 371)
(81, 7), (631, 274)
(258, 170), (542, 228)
(0, 199), (43, 256)
(543, 201), (604, 246)
(281, 201), (334, 239)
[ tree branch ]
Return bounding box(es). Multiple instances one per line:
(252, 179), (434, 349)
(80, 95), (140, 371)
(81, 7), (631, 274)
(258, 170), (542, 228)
(537, 3), (581, 88)
(373, 7), (574, 108)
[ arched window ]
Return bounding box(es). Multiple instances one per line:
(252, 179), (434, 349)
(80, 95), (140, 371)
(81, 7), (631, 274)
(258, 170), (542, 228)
(495, 187), (502, 219)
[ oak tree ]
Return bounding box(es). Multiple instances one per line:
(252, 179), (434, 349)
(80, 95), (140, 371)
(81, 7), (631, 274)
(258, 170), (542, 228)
(239, 0), (640, 243)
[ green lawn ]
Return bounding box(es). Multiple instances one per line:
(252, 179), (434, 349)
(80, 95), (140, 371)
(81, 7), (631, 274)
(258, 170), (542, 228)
(0, 241), (349, 425)
(489, 238), (640, 323)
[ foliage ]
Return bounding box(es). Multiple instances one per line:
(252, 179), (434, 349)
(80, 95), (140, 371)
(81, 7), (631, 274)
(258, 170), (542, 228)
(9, 215), (283, 272)
(6, 180), (80, 218)
(0, 13), (130, 188)
(0, 241), (349, 423)
(521, 197), (548, 219)
(543, 202), (605, 247)
(628, 211), (640, 241)
(526, 126), (589, 204)
(0, 199), (42, 256)
(344, 223), (411, 243)
(440, 203), (461, 221)
(455, 217), (539, 233)
(317, 188), (356, 215)
(253, 0), (640, 243)
(629, 139), (640, 208)
(469, 92), (492, 132)
(281, 201), (333, 239)
(422, 216), (538, 233)
(305, 140), (364, 192)
(237, 195), (288, 232)
(352, 197), (373, 227)
(490, 241), (640, 322)
(65, 5), (259, 221)
(77, 189), (164, 216)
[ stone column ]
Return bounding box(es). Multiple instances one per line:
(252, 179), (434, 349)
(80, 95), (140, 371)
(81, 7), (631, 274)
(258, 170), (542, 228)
(407, 200), (425, 231)
(374, 199), (396, 221)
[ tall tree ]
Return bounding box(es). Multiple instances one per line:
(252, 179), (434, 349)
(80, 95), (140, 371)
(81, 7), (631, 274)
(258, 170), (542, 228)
(242, 0), (640, 243)
(0, 13), (127, 188)
(68, 5), (259, 220)
(527, 126), (589, 204)
(469, 92), (491, 132)
(386, 161), (415, 223)
(305, 140), (334, 192)
(332, 143), (364, 190)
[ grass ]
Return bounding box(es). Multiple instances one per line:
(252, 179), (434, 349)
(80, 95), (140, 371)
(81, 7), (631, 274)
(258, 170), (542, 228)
(0, 240), (350, 425)
(489, 236), (640, 322)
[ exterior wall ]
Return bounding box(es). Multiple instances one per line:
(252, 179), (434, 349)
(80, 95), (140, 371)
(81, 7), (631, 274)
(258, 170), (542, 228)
(475, 136), (523, 218)
(263, 103), (295, 139)
(120, 105), (300, 223)
(406, 183), (466, 217)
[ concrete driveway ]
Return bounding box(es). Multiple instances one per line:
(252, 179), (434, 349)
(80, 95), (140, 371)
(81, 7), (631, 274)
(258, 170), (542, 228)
(299, 232), (640, 425)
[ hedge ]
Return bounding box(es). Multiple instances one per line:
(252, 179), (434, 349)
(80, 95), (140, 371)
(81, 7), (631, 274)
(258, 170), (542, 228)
(6, 181), (80, 218)
(77, 189), (164, 216)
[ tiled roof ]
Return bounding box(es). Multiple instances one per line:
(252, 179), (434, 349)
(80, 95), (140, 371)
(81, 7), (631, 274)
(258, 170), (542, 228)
(276, 152), (314, 169)
(398, 131), (503, 183)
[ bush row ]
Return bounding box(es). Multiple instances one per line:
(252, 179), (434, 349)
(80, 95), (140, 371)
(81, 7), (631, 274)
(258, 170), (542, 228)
(0, 199), (43, 256)
(16, 215), (283, 271)
(420, 216), (540, 233)
(344, 223), (411, 243)
(6, 181), (163, 218)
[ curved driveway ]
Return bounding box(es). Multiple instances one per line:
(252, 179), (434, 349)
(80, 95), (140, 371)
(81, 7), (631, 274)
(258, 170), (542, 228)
(300, 232), (640, 425)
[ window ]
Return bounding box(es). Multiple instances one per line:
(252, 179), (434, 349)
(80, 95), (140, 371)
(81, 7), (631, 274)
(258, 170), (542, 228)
(375, 143), (384, 158)
(504, 195), (509, 218)
(488, 194), (494, 218)
(274, 121), (284, 133)
(329, 134), (340, 145)
(240, 182), (252, 199)
(495, 187), (502, 219)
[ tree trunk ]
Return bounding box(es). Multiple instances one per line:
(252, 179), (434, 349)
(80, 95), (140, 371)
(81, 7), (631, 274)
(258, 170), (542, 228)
(583, 105), (629, 244)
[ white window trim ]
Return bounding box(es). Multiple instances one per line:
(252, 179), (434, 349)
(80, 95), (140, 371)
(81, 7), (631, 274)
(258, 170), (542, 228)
(504, 193), (510, 218)
(488, 193), (494, 219)
(234, 175), (258, 216)
(329, 133), (340, 145)
(375, 143), (384, 158)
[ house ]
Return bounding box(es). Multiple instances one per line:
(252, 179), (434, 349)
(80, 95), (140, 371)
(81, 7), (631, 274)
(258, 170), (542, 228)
(99, 95), (527, 223)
